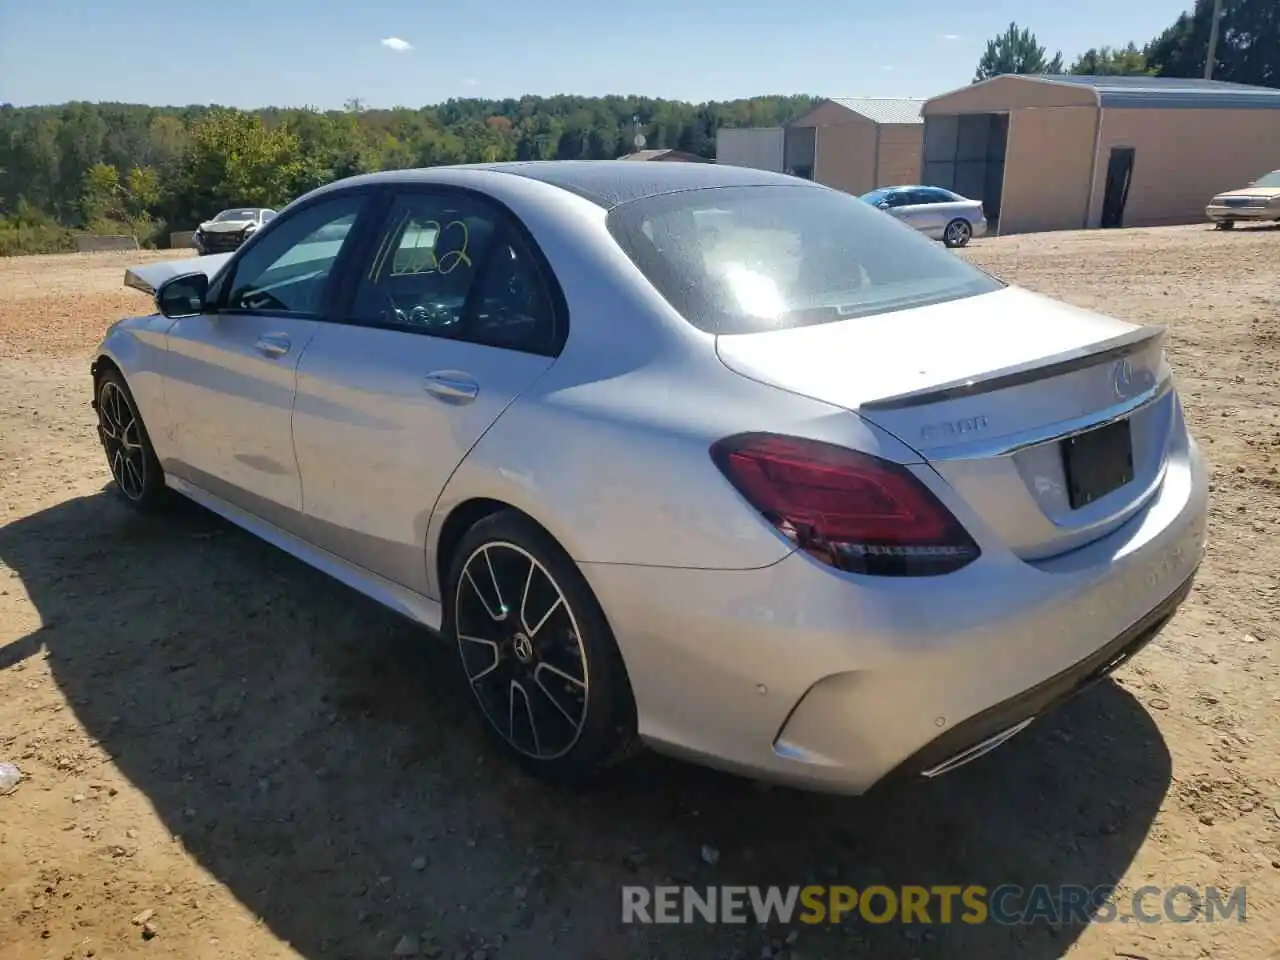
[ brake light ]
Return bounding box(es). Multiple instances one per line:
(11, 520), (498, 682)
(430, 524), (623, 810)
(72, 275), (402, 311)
(710, 433), (980, 577)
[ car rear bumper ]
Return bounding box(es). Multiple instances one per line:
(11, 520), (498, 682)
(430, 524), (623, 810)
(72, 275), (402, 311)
(1206, 203), (1277, 222)
(972, 216), (989, 238)
(581, 433), (1207, 795)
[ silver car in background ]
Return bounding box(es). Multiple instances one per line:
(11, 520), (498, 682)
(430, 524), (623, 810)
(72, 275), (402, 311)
(92, 162), (1206, 795)
(861, 185), (988, 247)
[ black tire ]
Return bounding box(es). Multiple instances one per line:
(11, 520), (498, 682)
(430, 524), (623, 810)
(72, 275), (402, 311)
(943, 218), (973, 248)
(444, 510), (639, 787)
(1215, 220), (1235, 230)
(94, 366), (167, 511)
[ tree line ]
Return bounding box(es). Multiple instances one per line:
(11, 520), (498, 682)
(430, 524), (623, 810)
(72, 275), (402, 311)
(976, 0), (1277, 83)
(1, 0), (1274, 255)
(0, 95), (819, 255)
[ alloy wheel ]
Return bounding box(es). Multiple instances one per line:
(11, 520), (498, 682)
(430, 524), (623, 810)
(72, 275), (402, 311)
(97, 380), (148, 501)
(946, 220), (972, 246)
(455, 542), (590, 760)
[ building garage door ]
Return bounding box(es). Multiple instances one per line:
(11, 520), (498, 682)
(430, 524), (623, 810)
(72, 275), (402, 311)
(922, 113), (1009, 224)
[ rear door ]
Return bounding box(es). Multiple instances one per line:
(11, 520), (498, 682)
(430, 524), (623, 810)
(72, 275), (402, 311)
(926, 187), (979, 231)
(904, 188), (949, 237)
(161, 191), (373, 530)
(291, 187), (564, 594)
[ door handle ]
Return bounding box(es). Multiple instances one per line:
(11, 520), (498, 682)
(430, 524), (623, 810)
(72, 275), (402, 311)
(423, 371), (479, 404)
(255, 333), (291, 358)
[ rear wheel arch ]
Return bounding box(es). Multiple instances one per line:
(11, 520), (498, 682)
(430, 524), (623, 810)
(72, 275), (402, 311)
(432, 497), (587, 606)
(433, 497), (512, 595)
(432, 496), (638, 688)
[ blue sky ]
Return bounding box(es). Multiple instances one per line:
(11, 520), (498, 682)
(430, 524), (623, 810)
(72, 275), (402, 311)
(2, 0), (1190, 109)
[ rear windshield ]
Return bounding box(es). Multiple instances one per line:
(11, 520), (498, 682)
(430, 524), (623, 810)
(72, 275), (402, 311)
(606, 184), (1003, 335)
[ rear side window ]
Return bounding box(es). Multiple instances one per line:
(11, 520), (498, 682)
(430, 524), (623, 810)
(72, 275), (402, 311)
(606, 184), (1003, 335)
(348, 191), (561, 356)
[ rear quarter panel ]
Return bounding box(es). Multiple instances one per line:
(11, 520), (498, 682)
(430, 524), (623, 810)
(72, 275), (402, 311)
(425, 338), (924, 595)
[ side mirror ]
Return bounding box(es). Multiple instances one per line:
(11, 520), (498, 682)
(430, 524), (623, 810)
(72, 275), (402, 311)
(876, 200), (891, 210)
(156, 272), (209, 318)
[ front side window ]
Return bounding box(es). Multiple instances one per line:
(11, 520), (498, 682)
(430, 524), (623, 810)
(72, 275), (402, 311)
(349, 192), (560, 355)
(606, 184), (1003, 335)
(222, 194), (365, 315)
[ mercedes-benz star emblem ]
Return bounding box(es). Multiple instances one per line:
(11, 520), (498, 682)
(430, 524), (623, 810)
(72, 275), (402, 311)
(512, 632), (534, 663)
(1113, 358), (1135, 399)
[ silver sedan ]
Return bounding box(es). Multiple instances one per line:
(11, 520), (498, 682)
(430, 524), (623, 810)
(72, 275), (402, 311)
(860, 185), (988, 247)
(93, 161), (1206, 794)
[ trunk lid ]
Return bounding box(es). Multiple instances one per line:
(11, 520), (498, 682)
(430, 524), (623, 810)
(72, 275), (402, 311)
(715, 285), (1176, 560)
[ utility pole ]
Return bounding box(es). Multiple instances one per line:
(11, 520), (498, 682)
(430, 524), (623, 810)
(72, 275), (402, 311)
(1204, 0), (1224, 80)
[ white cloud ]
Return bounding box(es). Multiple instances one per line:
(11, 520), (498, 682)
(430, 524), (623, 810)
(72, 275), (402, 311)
(465, 78), (477, 85)
(942, 33), (961, 40)
(380, 37), (414, 52)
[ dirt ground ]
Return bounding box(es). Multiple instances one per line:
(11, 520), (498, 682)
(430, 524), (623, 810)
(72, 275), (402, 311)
(1, 227), (1278, 960)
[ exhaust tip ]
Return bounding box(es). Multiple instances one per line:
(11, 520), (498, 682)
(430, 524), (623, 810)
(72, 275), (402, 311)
(919, 717), (1036, 779)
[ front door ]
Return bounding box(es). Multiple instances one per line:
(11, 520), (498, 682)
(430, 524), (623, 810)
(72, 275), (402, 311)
(162, 192), (373, 528)
(1101, 147), (1136, 229)
(291, 188), (563, 594)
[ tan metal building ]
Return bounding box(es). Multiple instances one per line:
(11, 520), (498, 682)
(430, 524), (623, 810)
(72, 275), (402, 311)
(785, 98), (926, 195)
(921, 74), (1280, 234)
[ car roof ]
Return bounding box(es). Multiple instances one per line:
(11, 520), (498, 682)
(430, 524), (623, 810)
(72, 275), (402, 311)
(325, 160), (817, 209)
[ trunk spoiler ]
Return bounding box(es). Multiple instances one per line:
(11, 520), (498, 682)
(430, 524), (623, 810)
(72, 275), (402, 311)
(858, 325), (1167, 412)
(123, 252), (234, 298)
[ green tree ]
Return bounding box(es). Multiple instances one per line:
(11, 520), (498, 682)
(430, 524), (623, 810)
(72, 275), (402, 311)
(169, 109), (304, 223)
(124, 165), (161, 216)
(974, 22), (1065, 82)
(1070, 42), (1154, 75)
(80, 161), (122, 223)
(0, 94), (824, 237)
(1145, 0), (1278, 87)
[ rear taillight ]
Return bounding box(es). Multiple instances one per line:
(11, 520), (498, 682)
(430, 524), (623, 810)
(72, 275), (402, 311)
(710, 432), (980, 577)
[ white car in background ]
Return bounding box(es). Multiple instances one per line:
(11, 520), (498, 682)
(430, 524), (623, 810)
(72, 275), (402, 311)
(1205, 169), (1280, 229)
(193, 207), (278, 255)
(860, 185), (987, 248)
